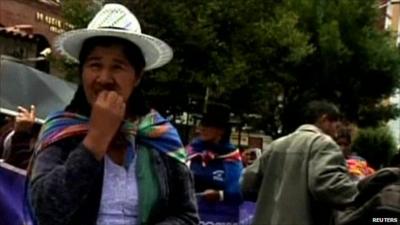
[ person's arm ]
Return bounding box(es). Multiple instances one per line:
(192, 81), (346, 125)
(156, 159), (199, 225)
(1, 130), (15, 160)
(3, 106), (36, 169)
(5, 130), (33, 169)
(222, 161), (243, 203)
(308, 135), (358, 208)
(29, 140), (103, 225)
(197, 162), (243, 203)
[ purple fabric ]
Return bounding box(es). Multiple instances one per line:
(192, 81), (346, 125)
(197, 198), (256, 225)
(0, 163), (33, 225)
(239, 202), (256, 225)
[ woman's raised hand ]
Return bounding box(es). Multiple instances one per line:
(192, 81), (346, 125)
(83, 91), (126, 160)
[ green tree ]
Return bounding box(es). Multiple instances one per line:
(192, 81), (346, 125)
(52, 0), (101, 82)
(121, 0), (400, 136)
(58, 0), (400, 138)
(119, 0), (313, 136)
(278, 0), (400, 133)
(351, 126), (397, 169)
(62, 0), (99, 28)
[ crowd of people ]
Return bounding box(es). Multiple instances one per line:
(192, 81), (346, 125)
(0, 3), (399, 225)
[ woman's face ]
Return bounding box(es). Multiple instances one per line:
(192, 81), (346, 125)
(198, 125), (224, 143)
(336, 137), (351, 158)
(242, 149), (258, 166)
(82, 44), (140, 105)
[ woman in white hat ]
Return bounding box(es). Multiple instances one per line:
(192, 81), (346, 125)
(28, 4), (198, 225)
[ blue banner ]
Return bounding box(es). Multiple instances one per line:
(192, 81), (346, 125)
(239, 201), (256, 225)
(197, 197), (256, 225)
(0, 162), (33, 225)
(1, 162), (256, 225)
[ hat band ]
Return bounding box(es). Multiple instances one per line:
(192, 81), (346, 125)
(98, 26), (128, 31)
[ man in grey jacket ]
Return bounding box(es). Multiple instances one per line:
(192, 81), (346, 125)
(241, 100), (358, 225)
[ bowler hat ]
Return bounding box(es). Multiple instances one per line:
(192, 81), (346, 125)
(200, 103), (231, 129)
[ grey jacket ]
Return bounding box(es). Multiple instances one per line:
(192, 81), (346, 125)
(29, 137), (199, 225)
(336, 168), (400, 225)
(241, 125), (358, 225)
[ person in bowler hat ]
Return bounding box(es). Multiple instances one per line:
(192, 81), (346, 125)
(187, 103), (243, 204)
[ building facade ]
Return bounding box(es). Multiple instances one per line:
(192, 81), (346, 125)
(381, 0), (400, 44)
(0, 0), (71, 72)
(0, 0), (71, 46)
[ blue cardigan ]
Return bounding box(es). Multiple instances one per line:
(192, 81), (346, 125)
(188, 139), (243, 204)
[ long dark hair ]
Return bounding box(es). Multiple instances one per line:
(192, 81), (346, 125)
(65, 36), (150, 117)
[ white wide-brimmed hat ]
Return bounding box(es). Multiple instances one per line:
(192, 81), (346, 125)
(55, 3), (173, 70)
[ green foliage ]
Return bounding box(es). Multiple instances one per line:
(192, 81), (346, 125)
(351, 126), (397, 169)
(61, 0), (100, 29)
(277, 0), (400, 133)
(48, 0), (100, 81)
(57, 0), (400, 137)
(119, 0), (314, 134)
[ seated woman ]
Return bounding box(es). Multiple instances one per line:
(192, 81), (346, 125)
(28, 3), (198, 225)
(187, 104), (243, 204)
(335, 125), (375, 180)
